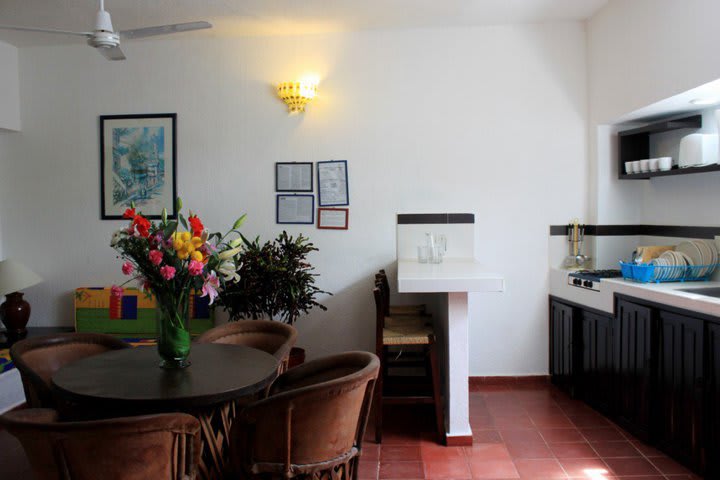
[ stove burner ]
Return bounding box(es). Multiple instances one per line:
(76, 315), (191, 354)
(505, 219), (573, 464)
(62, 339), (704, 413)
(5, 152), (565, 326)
(570, 269), (622, 280)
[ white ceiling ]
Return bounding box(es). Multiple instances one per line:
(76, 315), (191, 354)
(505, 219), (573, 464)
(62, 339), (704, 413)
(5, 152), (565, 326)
(0, 0), (607, 47)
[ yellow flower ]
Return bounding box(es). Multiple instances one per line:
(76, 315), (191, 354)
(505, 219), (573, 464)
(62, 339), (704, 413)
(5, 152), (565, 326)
(173, 239), (184, 251)
(178, 249), (190, 260)
(191, 237), (204, 249)
(190, 250), (203, 261)
(181, 231), (191, 242)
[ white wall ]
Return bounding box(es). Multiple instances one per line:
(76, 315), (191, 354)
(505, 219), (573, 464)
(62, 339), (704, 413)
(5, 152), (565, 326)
(1, 23), (588, 375)
(588, 0), (720, 246)
(0, 40), (20, 131)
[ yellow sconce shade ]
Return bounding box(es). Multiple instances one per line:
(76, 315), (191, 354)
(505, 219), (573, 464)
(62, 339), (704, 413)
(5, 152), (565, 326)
(277, 81), (318, 114)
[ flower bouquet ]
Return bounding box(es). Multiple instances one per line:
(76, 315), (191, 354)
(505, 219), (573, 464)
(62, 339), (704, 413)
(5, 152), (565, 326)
(111, 198), (245, 368)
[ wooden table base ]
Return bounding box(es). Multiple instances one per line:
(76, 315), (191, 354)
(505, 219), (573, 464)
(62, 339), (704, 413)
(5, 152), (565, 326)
(194, 401), (238, 480)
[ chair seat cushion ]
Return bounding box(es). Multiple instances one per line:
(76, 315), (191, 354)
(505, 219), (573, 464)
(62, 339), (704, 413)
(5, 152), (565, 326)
(389, 304), (426, 316)
(382, 316), (434, 345)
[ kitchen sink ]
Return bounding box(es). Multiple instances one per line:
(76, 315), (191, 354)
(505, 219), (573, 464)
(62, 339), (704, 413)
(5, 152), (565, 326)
(676, 287), (720, 298)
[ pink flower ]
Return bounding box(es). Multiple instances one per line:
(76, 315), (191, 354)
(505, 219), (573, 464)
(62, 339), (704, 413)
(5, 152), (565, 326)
(188, 260), (204, 276)
(110, 285), (123, 297)
(121, 261), (134, 275)
(149, 250), (164, 266)
(160, 265), (176, 280)
(200, 271), (220, 305)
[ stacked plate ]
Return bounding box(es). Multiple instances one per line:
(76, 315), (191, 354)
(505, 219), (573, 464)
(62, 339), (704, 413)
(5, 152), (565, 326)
(651, 240), (719, 281)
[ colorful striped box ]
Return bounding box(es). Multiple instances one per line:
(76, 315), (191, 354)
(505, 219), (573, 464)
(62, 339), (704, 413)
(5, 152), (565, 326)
(74, 287), (214, 335)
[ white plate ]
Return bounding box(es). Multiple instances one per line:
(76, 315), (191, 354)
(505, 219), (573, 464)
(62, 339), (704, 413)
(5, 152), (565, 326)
(677, 242), (703, 276)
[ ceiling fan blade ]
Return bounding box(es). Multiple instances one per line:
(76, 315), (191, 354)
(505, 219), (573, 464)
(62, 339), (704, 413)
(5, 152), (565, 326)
(98, 45), (126, 61)
(0, 24), (92, 37)
(120, 21), (211, 39)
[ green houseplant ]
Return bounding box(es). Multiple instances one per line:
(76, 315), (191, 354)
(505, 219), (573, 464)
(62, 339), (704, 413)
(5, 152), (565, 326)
(217, 230), (330, 321)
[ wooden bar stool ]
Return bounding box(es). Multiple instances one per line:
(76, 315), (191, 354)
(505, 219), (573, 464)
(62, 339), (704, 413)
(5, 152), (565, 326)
(376, 269), (427, 316)
(373, 280), (444, 444)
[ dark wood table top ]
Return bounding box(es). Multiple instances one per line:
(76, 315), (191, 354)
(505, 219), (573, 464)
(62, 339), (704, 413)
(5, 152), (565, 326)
(52, 344), (279, 410)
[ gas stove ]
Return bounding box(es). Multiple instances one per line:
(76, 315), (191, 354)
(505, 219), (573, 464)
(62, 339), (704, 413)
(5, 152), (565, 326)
(567, 269), (622, 292)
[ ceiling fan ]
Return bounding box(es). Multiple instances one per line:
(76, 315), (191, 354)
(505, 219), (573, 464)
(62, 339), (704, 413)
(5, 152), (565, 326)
(0, 0), (212, 61)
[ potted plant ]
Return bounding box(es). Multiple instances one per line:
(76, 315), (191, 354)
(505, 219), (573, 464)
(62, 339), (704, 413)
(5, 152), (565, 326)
(216, 231), (330, 366)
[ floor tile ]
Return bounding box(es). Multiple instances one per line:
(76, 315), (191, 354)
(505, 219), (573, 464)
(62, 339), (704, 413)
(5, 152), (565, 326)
(423, 458), (472, 479)
(603, 457), (661, 476)
(513, 458), (568, 479)
(590, 441), (641, 458)
(539, 428), (585, 444)
(648, 455), (694, 475)
(505, 440), (554, 459)
(472, 429), (503, 444)
(579, 427), (626, 443)
(379, 461), (424, 479)
(467, 458), (520, 479)
(381, 445), (421, 462)
(557, 457), (610, 478)
(499, 428), (544, 444)
(464, 444), (512, 461)
(548, 442), (599, 459)
(420, 444), (465, 461)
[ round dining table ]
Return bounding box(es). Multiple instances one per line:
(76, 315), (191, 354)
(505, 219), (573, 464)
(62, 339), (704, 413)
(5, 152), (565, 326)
(52, 343), (280, 480)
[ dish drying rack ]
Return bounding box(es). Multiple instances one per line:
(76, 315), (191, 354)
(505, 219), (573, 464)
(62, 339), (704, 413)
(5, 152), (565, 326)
(619, 262), (719, 283)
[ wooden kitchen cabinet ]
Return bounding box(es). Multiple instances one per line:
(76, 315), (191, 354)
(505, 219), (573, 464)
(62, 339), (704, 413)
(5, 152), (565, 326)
(614, 298), (656, 440)
(705, 322), (720, 477)
(657, 310), (704, 469)
(549, 298), (580, 395)
(581, 310), (614, 414)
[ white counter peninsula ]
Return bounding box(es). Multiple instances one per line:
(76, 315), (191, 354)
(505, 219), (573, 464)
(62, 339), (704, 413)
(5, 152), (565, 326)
(395, 213), (504, 445)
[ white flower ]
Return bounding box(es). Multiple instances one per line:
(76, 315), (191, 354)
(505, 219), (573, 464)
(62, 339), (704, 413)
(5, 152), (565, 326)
(110, 230), (123, 247)
(217, 260), (240, 283)
(218, 246), (242, 260)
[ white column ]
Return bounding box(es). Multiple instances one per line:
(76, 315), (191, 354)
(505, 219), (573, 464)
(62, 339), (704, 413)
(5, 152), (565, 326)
(445, 291), (471, 440)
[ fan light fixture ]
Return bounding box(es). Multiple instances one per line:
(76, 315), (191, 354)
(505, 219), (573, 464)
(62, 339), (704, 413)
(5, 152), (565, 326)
(277, 81), (318, 114)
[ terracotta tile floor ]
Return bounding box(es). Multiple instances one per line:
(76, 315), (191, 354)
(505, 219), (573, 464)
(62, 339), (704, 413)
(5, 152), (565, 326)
(0, 383), (704, 479)
(361, 383), (703, 480)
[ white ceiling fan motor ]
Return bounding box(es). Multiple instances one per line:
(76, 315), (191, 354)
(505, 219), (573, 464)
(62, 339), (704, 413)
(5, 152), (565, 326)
(87, 0), (119, 49)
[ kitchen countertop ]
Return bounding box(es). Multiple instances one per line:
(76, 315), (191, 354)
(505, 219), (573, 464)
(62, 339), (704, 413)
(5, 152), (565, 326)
(550, 267), (720, 317)
(397, 259), (504, 293)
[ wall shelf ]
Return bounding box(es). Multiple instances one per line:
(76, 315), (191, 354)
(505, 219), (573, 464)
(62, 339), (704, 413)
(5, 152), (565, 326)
(621, 163), (720, 180)
(618, 113), (703, 180)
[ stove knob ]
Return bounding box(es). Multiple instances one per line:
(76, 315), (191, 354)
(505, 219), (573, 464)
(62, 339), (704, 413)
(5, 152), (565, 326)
(583, 280), (592, 288)
(573, 278), (581, 285)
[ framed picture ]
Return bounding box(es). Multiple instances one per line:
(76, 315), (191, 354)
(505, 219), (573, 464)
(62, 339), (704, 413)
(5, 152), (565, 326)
(100, 113), (177, 219)
(275, 162), (313, 192)
(318, 208), (349, 230)
(317, 160), (349, 206)
(276, 194), (315, 224)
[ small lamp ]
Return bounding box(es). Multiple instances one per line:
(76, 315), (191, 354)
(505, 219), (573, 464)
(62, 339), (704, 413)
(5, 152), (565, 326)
(277, 80), (318, 114)
(0, 260), (42, 337)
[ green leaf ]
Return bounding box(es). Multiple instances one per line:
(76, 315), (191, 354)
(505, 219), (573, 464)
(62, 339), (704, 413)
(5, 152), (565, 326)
(161, 208), (167, 224)
(163, 221), (178, 239)
(232, 214), (247, 231)
(179, 213), (188, 230)
(175, 197), (183, 211)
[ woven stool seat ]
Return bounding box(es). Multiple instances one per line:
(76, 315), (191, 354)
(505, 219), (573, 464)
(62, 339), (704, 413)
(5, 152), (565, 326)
(383, 316), (434, 345)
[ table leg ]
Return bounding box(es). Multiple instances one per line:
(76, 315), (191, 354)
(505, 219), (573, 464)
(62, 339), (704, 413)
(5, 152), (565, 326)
(444, 292), (473, 445)
(193, 400), (238, 480)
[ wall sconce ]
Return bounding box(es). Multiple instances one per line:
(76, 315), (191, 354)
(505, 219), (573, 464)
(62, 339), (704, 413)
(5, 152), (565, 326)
(277, 81), (318, 114)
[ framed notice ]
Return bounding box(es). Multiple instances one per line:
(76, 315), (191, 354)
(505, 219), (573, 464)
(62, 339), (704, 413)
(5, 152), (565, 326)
(100, 113), (177, 219)
(318, 208), (349, 230)
(317, 160), (349, 206)
(275, 162), (313, 192)
(276, 194), (314, 224)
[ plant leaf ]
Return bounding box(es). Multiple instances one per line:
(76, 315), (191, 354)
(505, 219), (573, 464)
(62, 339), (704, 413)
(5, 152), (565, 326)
(232, 214), (247, 231)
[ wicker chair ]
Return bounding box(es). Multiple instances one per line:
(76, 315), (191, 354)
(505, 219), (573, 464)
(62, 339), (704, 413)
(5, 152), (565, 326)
(229, 351), (379, 480)
(0, 408), (200, 480)
(373, 281), (444, 444)
(195, 320), (298, 374)
(375, 269), (427, 316)
(10, 333), (130, 408)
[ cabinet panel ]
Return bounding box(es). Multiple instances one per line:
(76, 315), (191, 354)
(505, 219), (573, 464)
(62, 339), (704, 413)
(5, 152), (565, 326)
(705, 322), (720, 476)
(582, 311), (614, 414)
(615, 299), (655, 438)
(657, 311), (704, 469)
(550, 300), (577, 394)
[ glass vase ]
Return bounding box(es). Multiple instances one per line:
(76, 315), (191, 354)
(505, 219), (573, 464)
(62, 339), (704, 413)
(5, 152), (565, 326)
(156, 294), (192, 369)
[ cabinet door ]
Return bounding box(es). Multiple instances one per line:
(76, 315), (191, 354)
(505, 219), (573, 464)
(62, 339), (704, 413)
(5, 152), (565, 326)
(657, 311), (704, 469)
(705, 322), (720, 476)
(582, 311), (614, 414)
(550, 300), (576, 393)
(615, 299), (655, 439)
